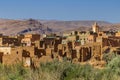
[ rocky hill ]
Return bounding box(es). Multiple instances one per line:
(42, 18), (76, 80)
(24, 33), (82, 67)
(0, 19), (52, 35)
(40, 20), (112, 32)
(0, 19), (120, 35)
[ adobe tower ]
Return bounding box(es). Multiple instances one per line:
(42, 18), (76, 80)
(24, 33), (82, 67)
(92, 22), (99, 33)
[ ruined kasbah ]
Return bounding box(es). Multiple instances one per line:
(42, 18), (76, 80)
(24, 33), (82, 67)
(0, 22), (120, 68)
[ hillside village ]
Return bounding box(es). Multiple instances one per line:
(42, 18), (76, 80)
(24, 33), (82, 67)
(0, 22), (120, 68)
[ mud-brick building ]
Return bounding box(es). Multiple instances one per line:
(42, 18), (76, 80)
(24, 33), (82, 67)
(71, 45), (92, 62)
(0, 47), (22, 65)
(21, 34), (40, 46)
(35, 36), (62, 56)
(35, 37), (56, 58)
(71, 42), (102, 62)
(0, 36), (20, 46)
(87, 35), (97, 43)
(96, 36), (120, 47)
(78, 31), (97, 45)
(0, 46), (35, 67)
(92, 43), (102, 60)
(116, 31), (120, 37)
(22, 46), (35, 67)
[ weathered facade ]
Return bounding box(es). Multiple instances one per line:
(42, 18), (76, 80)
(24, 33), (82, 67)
(0, 22), (119, 68)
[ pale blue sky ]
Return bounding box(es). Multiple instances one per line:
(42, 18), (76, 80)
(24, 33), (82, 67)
(0, 0), (120, 23)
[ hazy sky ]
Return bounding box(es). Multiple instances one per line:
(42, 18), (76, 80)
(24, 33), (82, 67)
(0, 0), (120, 23)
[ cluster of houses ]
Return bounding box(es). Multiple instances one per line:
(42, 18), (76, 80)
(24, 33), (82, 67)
(0, 22), (120, 67)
